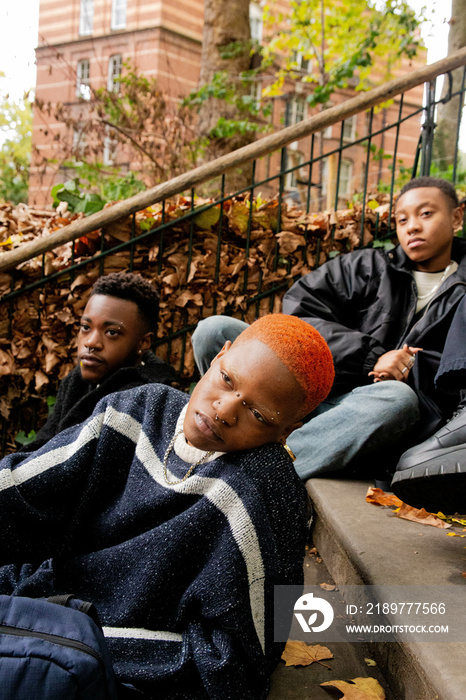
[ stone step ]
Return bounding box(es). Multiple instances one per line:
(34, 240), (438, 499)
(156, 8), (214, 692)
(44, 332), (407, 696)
(306, 478), (466, 700)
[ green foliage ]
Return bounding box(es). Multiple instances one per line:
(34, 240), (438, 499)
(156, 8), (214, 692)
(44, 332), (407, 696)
(210, 117), (261, 139)
(51, 169), (146, 214)
(46, 395), (56, 415)
(218, 41), (251, 60)
(372, 239), (396, 251)
(429, 160), (466, 185)
(183, 0), (423, 150)
(15, 429), (37, 446)
(51, 179), (106, 215)
(0, 88), (32, 204)
(261, 0), (423, 107)
(184, 69), (270, 141)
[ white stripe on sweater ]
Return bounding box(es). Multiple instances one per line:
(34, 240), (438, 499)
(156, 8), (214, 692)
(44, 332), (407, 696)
(0, 404), (266, 655)
(0, 412), (105, 493)
(103, 626), (182, 642)
(104, 406), (267, 654)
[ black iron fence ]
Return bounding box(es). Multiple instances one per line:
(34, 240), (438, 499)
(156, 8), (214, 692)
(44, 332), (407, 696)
(1, 54), (465, 453)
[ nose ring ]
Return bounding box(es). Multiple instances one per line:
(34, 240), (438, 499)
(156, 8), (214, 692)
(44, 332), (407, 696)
(215, 414), (219, 421)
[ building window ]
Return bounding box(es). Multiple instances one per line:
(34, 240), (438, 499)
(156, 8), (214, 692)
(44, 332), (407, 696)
(291, 51), (310, 73)
(79, 0), (94, 36)
(76, 59), (91, 100)
(322, 157), (353, 198)
(342, 114), (357, 142)
(247, 80), (262, 111)
(103, 128), (118, 165)
(339, 159), (354, 197)
(107, 55), (123, 92)
(289, 96), (307, 125)
(285, 142), (306, 189)
(111, 0), (127, 30)
(249, 2), (263, 42)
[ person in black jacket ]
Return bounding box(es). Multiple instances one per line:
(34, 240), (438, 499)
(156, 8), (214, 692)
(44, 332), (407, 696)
(0, 314), (334, 699)
(23, 272), (178, 451)
(192, 177), (466, 482)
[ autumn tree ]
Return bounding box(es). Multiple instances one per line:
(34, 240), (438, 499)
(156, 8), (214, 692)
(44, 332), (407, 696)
(33, 63), (201, 197)
(34, 0), (425, 202)
(0, 87), (32, 204)
(434, 0), (466, 170)
(193, 0), (259, 188)
(261, 0), (422, 104)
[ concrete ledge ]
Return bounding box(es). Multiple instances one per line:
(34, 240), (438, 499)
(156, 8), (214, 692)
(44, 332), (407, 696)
(306, 478), (466, 700)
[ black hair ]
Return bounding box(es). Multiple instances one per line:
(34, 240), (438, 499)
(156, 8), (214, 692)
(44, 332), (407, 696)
(398, 176), (459, 209)
(90, 272), (160, 333)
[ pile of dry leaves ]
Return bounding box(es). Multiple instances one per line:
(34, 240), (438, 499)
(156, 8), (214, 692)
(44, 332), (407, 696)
(0, 192), (395, 451)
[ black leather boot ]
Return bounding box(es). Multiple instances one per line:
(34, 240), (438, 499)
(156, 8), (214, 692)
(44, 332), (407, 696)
(391, 395), (466, 514)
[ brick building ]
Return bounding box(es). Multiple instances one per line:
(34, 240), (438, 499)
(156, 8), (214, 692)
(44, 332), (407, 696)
(30, 0), (427, 207)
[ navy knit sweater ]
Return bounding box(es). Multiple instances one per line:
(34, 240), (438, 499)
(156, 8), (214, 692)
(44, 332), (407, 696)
(0, 384), (308, 699)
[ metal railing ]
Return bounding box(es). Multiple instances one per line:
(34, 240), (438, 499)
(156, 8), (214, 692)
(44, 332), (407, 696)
(1, 49), (466, 452)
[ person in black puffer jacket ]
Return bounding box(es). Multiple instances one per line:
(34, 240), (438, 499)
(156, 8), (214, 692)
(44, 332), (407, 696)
(192, 177), (466, 483)
(22, 271), (178, 452)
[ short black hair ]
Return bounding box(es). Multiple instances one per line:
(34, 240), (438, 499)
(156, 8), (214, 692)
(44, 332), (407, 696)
(90, 272), (160, 333)
(398, 176), (459, 209)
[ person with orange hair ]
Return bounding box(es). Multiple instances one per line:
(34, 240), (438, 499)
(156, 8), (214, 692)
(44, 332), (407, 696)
(0, 315), (333, 699)
(193, 177), (466, 488)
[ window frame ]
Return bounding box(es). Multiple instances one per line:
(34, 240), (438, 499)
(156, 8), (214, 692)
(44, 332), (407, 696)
(107, 54), (123, 93)
(103, 126), (118, 165)
(76, 59), (91, 100)
(285, 141), (306, 190)
(342, 114), (357, 142)
(111, 0), (127, 31)
(79, 0), (94, 36)
(249, 2), (263, 43)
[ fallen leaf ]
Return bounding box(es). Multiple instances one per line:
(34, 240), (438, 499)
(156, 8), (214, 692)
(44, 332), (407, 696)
(436, 513), (466, 526)
(321, 676), (385, 699)
(364, 658), (377, 666)
(395, 503), (451, 529)
(281, 641), (333, 668)
(320, 583), (337, 591)
(366, 487), (403, 507)
(461, 572), (466, 579)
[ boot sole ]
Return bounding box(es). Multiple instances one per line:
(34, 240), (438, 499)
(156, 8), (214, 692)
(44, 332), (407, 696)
(391, 455), (466, 514)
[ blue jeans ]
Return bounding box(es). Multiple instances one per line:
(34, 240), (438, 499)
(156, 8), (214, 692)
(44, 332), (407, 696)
(192, 316), (249, 374)
(192, 316), (420, 480)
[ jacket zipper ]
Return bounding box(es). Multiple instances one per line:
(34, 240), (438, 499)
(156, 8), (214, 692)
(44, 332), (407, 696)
(397, 278), (466, 349)
(0, 623), (110, 699)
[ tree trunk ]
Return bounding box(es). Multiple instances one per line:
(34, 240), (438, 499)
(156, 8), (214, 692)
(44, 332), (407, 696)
(435, 0), (466, 170)
(198, 0), (254, 190)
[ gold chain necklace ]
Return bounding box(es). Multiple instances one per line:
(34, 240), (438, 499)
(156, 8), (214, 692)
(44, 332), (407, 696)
(162, 429), (214, 485)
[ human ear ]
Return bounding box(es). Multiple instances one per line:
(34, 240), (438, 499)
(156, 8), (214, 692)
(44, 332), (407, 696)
(453, 204), (464, 232)
(209, 340), (233, 366)
(138, 332), (153, 354)
(278, 421), (303, 444)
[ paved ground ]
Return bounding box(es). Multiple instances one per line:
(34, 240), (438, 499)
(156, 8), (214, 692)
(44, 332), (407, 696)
(268, 545), (399, 699)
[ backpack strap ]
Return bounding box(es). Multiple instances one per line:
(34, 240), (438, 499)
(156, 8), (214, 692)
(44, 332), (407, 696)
(47, 594), (75, 607)
(48, 594), (103, 628)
